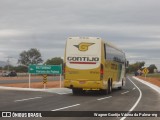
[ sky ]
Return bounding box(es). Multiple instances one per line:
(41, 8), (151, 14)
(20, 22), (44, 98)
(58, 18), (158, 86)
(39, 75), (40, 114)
(0, 0), (160, 69)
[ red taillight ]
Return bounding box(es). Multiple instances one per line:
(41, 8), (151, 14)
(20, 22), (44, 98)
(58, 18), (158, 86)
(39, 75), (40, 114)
(100, 64), (104, 80)
(100, 64), (104, 74)
(100, 69), (104, 74)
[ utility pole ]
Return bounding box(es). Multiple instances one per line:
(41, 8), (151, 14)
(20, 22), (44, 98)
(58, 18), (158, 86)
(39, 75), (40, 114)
(6, 56), (13, 71)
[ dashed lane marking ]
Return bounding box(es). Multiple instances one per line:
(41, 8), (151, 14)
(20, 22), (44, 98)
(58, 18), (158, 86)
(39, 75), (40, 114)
(120, 77), (142, 120)
(15, 97), (42, 102)
(121, 91), (129, 94)
(97, 96), (112, 101)
(51, 104), (80, 111)
(132, 87), (136, 90)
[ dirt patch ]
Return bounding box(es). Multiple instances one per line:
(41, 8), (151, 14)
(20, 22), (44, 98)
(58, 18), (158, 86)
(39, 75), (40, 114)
(1, 81), (64, 88)
(137, 76), (160, 87)
(0, 75), (63, 88)
(0, 76), (61, 81)
(0, 76), (42, 81)
(1, 76), (160, 88)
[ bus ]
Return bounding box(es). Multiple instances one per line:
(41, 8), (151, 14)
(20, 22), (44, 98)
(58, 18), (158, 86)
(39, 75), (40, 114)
(64, 37), (128, 95)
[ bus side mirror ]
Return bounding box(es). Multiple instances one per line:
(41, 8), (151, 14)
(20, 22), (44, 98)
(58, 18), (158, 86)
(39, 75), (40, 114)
(126, 61), (129, 68)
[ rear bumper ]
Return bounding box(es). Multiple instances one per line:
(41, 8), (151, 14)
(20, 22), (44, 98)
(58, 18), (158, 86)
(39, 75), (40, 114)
(64, 80), (104, 90)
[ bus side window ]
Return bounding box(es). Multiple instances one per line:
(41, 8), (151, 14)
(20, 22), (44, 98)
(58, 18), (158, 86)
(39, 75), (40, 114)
(104, 44), (107, 59)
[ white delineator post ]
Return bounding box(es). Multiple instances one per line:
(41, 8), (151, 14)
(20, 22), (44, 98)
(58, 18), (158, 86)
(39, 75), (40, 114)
(44, 83), (46, 89)
(145, 74), (147, 79)
(60, 64), (62, 88)
(29, 73), (31, 88)
(60, 74), (62, 88)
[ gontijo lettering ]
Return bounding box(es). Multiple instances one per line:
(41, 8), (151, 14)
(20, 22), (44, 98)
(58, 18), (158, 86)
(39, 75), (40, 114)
(67, 57), (99, 62)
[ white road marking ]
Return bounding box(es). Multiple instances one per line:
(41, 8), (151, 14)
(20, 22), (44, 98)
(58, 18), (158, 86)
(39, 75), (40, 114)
(15, 97), (42, 102)
(132, 87), (136, 90)
(55, 92), (72, 95)
(58, 93), (71, 95)
(120, 77), (142, 120)
(97, 96), (112, 101)
(51, 104), (80, 111)
(133, 76), (160, 94)
(46, 88), (72, 95)
(121, 91), (129, 94)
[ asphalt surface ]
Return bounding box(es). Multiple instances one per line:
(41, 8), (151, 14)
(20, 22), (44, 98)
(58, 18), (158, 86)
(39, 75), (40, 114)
(0, 76), (159, 120)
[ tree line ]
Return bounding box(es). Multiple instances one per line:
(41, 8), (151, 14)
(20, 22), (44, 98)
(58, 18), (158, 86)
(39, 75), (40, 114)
(126, 61), (157, 74)
(0, 48), (63, 72)
(0, 48), (158, 74)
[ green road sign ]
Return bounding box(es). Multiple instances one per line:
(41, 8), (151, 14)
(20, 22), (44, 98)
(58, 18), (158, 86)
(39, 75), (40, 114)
(28, 65), (62, 74)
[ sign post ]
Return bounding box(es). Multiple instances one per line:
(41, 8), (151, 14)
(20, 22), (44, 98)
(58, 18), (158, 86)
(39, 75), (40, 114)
(43, 74), (47, 89)
(28, 65), (62, 88)
(142, 67), (149, 79)
(60, 74), (62, 88)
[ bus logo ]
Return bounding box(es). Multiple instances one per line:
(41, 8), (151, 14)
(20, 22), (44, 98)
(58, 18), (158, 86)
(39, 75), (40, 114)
(74, 42), (95, 51)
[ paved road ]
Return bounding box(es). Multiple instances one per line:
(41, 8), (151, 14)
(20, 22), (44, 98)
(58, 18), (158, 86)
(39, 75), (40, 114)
(0, 76), (159, 120)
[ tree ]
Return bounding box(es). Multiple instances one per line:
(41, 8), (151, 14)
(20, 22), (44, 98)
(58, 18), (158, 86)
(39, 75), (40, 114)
(45, 57), (63, 65)
(0, 66), (2, 69)
(14, 65), (28, 73)
(3, 65), (14, 71)
(127, 61), (145, 73)
(18, 48), (43, 66)
(148, 64), (157, 73)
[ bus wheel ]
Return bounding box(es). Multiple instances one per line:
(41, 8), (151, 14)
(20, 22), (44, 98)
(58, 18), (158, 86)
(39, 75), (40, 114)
(108, 81), (112, 94)
(82, 90), (86, 94)
(72, 89), (85, 95)
(118, 80), (123, 90)
(118, 86), (122, 90)
(101, 90), (108, 95)
(72, 88), (80, 95)
(101, 81), (112, 95)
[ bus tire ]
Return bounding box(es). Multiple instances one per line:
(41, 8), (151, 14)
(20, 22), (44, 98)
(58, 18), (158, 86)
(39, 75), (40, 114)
(101, 80), (112, 95)
(118, 86), (122, 90)
(72, 88), (85, 95)
(118, 80), (123, 90)
(100, 88), (107, 95)
(72, 88), (80, 95)
(108, 81), (112, 94)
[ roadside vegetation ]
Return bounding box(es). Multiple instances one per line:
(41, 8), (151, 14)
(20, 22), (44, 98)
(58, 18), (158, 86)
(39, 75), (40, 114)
(0, 48), (63, 74)
(143, 73), (160, 78)
(126, 61), (158, 74)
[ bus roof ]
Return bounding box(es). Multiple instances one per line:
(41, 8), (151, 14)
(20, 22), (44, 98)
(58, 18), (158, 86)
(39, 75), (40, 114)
(68, 37), (101, 40)
(67, 37), (124, 54)
(105, 41), (124, 53)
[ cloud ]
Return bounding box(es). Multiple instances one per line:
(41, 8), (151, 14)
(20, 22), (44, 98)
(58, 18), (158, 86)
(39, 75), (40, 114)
(0, 29), (26, 37)
(0, 0), (160, 69)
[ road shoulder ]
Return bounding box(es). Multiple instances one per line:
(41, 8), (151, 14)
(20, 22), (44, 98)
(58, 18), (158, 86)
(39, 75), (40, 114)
(133, 76), (160, 94)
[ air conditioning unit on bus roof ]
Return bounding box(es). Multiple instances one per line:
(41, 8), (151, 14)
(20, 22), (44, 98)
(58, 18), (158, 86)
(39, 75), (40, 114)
(68, 37), (100, 39)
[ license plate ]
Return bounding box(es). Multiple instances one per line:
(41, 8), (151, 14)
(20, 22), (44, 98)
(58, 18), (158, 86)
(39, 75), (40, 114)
(79, 81), (85, 84)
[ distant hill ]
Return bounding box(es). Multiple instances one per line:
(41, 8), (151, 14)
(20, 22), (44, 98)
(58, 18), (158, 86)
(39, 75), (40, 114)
(0, 61), (7, 67)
